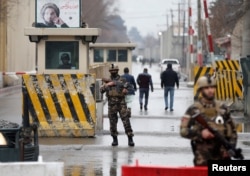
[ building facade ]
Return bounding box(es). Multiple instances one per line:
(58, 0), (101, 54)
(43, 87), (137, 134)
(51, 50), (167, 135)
(0, 0), (36, 74)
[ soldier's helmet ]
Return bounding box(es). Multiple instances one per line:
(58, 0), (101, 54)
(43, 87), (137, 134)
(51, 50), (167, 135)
(197, 75), (216, 90)
(109, 63), (119, 71)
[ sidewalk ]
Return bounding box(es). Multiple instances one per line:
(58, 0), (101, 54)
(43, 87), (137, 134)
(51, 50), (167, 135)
(0, 85), (21, 98)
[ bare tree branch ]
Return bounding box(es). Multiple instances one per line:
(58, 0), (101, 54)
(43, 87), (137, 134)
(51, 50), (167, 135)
(81, 0), (128, 42)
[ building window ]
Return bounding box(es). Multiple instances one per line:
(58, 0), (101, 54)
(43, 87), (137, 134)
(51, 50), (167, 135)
(106, 49), (128, 62)
(118, 50), (128, 62)
(94, 49), (104, 62)
(107, 49), (116, 62)
(45, 41), (79, 69)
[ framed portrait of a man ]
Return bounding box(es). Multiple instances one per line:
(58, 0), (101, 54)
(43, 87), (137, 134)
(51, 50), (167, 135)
(35, 0), (81, 28)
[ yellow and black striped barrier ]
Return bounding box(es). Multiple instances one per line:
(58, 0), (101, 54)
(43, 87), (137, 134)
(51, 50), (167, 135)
(193, 66), (214, 99)
(216, 70), (243, 101)
(215, 60), (240, 71)
(194, 60), (243, 101)
(22, 74), (96, 137)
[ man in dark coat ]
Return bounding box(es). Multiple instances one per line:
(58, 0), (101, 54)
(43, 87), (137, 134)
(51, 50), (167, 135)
(121, 67), (137, 117)
(136, 68), (154, 111)
(160, 63), (179, 111)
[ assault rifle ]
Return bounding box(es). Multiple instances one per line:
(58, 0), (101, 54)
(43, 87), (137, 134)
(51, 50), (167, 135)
(102, 78), (128, 94)
(192, 112), (244, 160)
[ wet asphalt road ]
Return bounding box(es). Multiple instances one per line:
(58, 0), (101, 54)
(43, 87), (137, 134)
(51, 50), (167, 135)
(1, 63), (250, 176)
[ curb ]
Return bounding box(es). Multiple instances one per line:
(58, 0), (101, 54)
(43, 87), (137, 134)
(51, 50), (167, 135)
(187, 81), (194, 88)
(0, 85), (21, 98)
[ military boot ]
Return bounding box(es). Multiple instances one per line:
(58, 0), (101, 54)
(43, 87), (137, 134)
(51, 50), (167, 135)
(112, 136), (118, 146)
(128, 136), (135, 147)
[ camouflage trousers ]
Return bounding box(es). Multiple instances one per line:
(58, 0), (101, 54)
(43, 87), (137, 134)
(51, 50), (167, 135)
(108, 98), (134, 137)
(192, 141), (230, 166)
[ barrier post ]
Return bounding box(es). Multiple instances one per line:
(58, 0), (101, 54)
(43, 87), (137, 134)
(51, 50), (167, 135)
(95, 79), (103, 133)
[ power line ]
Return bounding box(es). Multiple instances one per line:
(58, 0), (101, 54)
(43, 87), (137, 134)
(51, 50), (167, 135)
(123, 15), (166, 20)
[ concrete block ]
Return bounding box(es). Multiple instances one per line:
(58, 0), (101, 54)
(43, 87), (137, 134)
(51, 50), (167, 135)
(0, 156), (64, 176)
(187, 82), (194, 88)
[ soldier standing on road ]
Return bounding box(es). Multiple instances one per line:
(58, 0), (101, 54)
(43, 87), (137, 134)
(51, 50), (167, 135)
(180, 75), (238, 166)
(121, 67), (137, 118)
(160, 63), (179, 111)
(100, 64), (135, 147)
(136, 68), (154, 111)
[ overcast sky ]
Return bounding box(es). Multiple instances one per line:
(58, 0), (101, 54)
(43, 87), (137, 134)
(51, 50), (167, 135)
(117, 0), (199, 37)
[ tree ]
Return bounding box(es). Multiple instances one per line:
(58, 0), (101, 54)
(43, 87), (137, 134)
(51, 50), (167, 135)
(242, 0), (250, 56)
(209, 0), (243, 39)
(209, 0), (250, 57)
(128, 27), (143, 43)
(81, 0), (128, 42)
(141, 34), (158, 59)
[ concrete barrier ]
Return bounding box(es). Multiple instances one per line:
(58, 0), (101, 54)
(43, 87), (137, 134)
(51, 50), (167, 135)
(22, 74), (96, 137)
(122, 164), (207, 176)
(0, 156), (64, 176)
(89, 63), (109, 79)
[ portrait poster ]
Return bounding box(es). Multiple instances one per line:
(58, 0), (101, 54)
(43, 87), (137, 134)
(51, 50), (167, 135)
(36, 0), (81, 28)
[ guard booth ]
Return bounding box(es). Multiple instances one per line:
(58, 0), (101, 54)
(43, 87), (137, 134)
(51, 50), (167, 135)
(89, 43), (136, 76)
(22, 0), (102, 137)
(23, 27), (100, 137)
(24, 27), (101, 137)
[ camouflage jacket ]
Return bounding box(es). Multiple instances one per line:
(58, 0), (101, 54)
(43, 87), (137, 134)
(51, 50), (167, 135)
(100, 74), (129, 98)
(180, 98), (237, 147)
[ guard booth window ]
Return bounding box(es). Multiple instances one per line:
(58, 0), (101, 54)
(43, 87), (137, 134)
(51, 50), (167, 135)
(118, 50), (127, 62)
(45, 41), (79, 69)
(107, 49), (128, 62)
(94, 49), (104, 62)
(107, 49), (116, 62)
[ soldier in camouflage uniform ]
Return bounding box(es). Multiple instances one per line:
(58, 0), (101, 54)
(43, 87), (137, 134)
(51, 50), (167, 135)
(180, 75), (237, 166)
(100, 64), (134, 147)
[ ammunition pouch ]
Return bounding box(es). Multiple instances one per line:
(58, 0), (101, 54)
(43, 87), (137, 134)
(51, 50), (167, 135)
(108, 88), (123, 97)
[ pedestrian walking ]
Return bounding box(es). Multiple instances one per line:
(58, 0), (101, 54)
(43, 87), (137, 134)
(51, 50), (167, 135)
(136, 68), (154, 111)
(100, 64), (135, 147)
(180, 75), (241, 166)
(121, 67), (137, 118)
(160, 63), (179, 111)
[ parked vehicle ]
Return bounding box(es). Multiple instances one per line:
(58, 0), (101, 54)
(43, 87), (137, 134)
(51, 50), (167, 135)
(160, 58), (181, 78)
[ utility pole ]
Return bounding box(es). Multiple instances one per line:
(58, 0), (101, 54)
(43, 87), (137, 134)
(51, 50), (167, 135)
(197, 0), (202, 44)
(170, 9), (174, 29)
(182, 8), (186, 69)
(166, 13), (169, 29)
(178, 3), (181, 37)
(197, 0), (203, 66)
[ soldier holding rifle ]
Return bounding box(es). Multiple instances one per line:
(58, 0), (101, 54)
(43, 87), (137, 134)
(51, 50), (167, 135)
(100, 64), (135, 147)
(180, 75), (243, 166)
